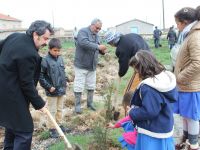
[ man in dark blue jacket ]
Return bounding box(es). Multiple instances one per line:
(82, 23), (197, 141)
(153, 26), (162, 48)
(0, 20), (53, 150)
(104, 31), (150, 77)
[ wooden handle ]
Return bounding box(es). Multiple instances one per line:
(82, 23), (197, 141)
(45, 108), (72, 149)
(113, 77), (121, 108)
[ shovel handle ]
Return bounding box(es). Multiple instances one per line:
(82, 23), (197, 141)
(45, 108), (72, 149)
(113, 77), (121, 108)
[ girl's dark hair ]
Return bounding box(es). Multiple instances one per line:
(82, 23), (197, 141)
(196, 6), (200, 21)
(48, 38), (62, 49)
(129, 50), (165, 80)
(174, 7), (196, 23)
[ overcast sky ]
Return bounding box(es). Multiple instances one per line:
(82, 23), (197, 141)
(0, 0), (199, 30)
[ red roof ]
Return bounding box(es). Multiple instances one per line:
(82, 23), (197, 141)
(0, 13), (21, 22)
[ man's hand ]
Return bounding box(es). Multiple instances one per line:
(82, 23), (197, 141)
(98, 44), (107, 53)
(39, 103), (47, 113)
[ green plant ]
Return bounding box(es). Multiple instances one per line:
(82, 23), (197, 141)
(92, 123), (109, 150)
(39, 130), (50, 140)
(49, 134), (92, 150)
(90, 82), (121, 150)
(104, 82), (115, 122)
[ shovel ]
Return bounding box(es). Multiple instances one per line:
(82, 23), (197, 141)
(45, 108), (82, 150)
(113, 76), (121, 109)
(111, 77), (121, 121)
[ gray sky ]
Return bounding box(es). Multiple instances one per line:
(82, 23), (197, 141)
(0, 0), (199, 30)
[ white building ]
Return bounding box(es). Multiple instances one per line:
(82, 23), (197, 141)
(0, 13), (22, 29)
(116, 19), (154, 35)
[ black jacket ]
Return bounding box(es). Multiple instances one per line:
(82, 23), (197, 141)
(115, 33), (150, 77)
(0, 33), (45, 132)
(39, 53), (67, 96)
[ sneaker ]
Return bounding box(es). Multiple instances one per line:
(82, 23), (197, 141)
(175, 136), (188, 150)
(188, 142), (199, 150)
(49, 129), (59, 138)
(175, 142), (188, 150)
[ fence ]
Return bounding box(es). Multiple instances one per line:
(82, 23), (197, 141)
(0, 29), (168, 42)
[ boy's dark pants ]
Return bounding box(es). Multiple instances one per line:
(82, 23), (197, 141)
(3, 128), (32, 150)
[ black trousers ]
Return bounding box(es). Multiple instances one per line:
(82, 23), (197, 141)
(3, 128), (32, 150)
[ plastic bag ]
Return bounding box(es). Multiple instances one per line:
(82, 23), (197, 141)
(170, 43), (181, 67)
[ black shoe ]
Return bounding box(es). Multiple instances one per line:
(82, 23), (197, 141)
(49, 129), (59, 138)
(59, 125), (66, 132)
(59, 125), (71, 133)
(88, 105), (96, 111)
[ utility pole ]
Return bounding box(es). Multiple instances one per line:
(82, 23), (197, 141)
(162, 0), (165, 29)
(52, 10), (55, 28)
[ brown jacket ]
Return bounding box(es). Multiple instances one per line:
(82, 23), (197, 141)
(175, 21), (200, 92)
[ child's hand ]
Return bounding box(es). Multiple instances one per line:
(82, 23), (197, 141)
(127, 105), (138, 114)
(49, 87), (56, 93)
(127, 106), (131, 114)
(106, 122), (115, 128)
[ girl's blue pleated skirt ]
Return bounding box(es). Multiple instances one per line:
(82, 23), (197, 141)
(174, 91), (200, 120)
(134, 133), (175, 150)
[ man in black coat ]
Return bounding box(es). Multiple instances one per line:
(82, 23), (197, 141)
(0, 20), (54, 150)
(104, 31), (150, 77)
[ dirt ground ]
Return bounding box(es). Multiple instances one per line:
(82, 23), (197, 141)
(0, 47), (189, 149)
(0, 110), (185, 150)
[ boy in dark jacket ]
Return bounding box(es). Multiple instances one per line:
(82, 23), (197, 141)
(39, 38), (67, 138)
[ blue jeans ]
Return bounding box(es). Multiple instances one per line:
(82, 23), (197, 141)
(154, 38), (160, 48)
(3, 128), (32, 150)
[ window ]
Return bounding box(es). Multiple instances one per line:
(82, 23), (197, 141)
(131, 27), (138, 34)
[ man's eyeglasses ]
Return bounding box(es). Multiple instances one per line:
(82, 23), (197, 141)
(95, 25), (101, 30)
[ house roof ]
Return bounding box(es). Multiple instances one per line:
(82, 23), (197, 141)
(0, 13), (21, 22)
(116, 19), (154, 27)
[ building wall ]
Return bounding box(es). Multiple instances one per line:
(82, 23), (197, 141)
(0, 20), (21, 30)
(116, 20), (153, 35)
(107, 27), (116, 33)
(64, 30), (74, 38)
(0, 29), (25, 40)
(53, 28), (66, 37)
